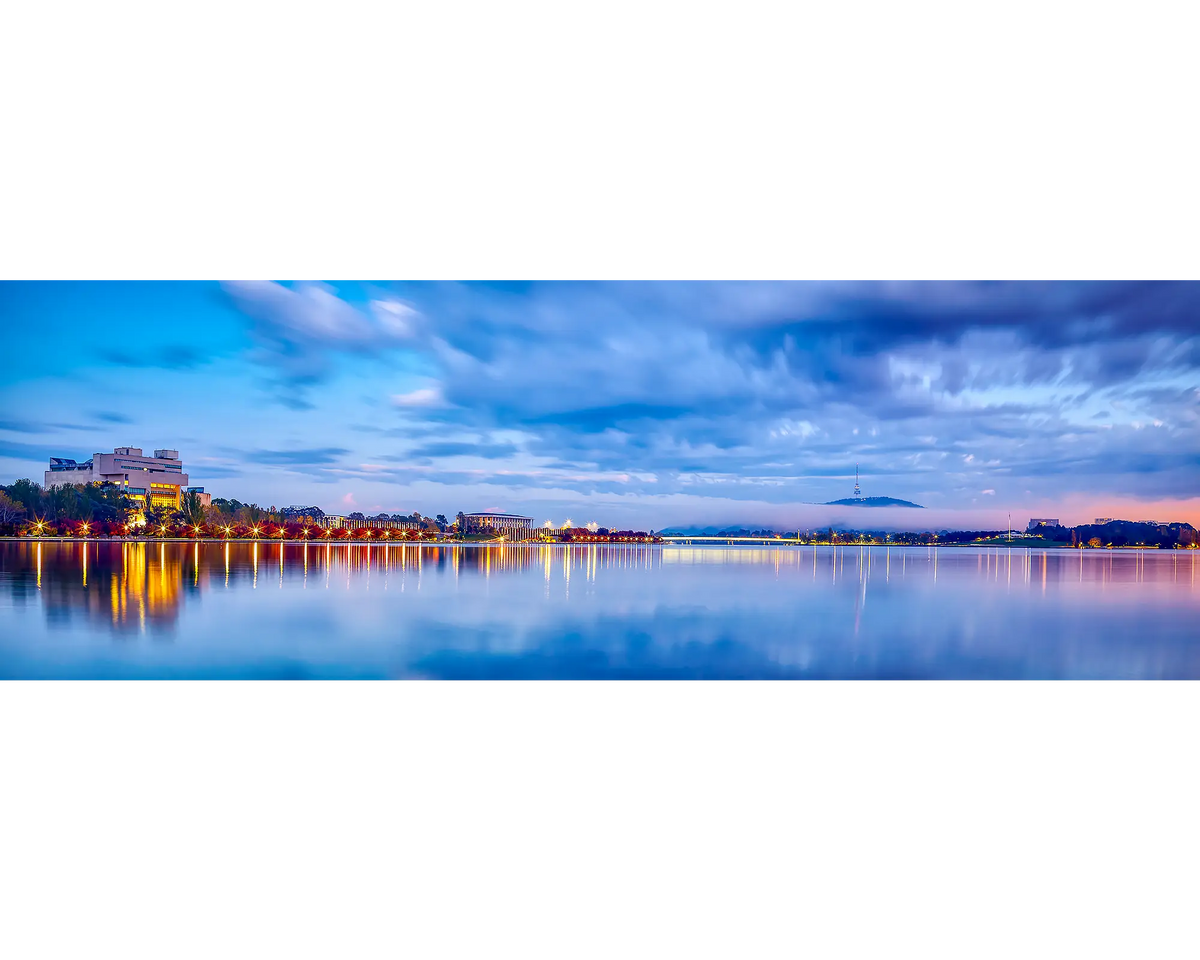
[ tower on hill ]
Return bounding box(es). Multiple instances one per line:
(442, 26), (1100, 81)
(853, 463), (862, 499)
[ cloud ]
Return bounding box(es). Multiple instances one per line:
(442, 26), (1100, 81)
(248, 447), (350, 465)
(93, 411), (133, 424)
(0, 419), (91, 434)
(222, 281), (422, 393)
(190, 465), (245, 479)
(391, 387), (444, 408)
(219, 281), (1200, 511)
(98, 346), (204, 369)
(406, 441), (519, 460)
(0, 439), (68, 462)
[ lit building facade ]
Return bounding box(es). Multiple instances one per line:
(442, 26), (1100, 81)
(461, 512), (534, 538)
(1026, 518), (1061, 532)
(316, 515), (425, 531)
(46, 447), (189, 519)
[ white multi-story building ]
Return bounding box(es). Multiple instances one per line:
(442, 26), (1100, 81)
(316, 514), (425, 531)
(46, 447), (190, 515)
(461, 512), (534, 538)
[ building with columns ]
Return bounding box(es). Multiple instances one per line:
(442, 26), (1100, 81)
(461, 512), (534, 538)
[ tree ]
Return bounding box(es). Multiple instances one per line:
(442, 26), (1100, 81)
(143, 501), (170, 529)
(0, 491), (26, 524)
(5, 479), (44, 514)
(177, 489), (207, 526)
(436, 514), (448, 528)
(1087, 537), (1102, 548)
(231, 503), (265, 525)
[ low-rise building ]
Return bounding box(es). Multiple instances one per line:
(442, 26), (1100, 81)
(186, 487), (212, 508)
(1026, 518), (1061, 533)
(316, 514), (425, 531)
(46, 447), (190, 517)
(461, 512), (534, 538)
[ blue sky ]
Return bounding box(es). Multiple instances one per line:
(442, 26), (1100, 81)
(2, 281), (1198, 529)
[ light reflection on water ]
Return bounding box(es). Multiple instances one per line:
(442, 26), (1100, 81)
(1, 541), (1197, 678)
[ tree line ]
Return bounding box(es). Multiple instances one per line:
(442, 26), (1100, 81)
(1, 480), (491, 540)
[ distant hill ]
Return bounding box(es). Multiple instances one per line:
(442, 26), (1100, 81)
(823, 497), (925, 508)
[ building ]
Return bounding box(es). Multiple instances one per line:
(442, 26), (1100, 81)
(186, 487), (212, 508)
(1094, 518), (1115, 524)
(316, 514), (425, 531)
(46, 447), (190, 519)
(1026, 518), (1061, 533)
(461, 512), (534, 538)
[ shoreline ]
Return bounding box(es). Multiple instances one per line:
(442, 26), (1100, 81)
(0, 536), (1184, 551)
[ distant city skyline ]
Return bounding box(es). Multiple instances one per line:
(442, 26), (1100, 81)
(2, 281), (1198, 529)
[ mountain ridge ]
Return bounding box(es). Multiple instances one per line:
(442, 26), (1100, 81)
(823, 496), (925, 508)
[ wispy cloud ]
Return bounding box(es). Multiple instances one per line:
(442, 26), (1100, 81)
(391, 386), (444, 408)
(246, 447), (351, 466)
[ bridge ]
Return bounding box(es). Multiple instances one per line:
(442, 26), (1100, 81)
(660, 535), (804, 545)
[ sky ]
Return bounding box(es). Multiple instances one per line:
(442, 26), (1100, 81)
(2, 281), (1198, 531)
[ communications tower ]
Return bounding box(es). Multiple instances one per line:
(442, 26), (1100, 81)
(853, 463), (862, 499)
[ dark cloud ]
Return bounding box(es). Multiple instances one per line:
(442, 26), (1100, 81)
(92, 411), (133, 424)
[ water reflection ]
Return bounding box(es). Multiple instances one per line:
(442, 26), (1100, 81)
(0, 542), (1197, 678)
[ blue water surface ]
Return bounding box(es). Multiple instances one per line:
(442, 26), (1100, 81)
(1, 540), (1197, 679)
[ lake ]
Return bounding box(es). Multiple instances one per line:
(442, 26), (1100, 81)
(1, 540), (1197, 678)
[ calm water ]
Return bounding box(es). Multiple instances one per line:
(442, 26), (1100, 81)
(1, 540), (1198, 679)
